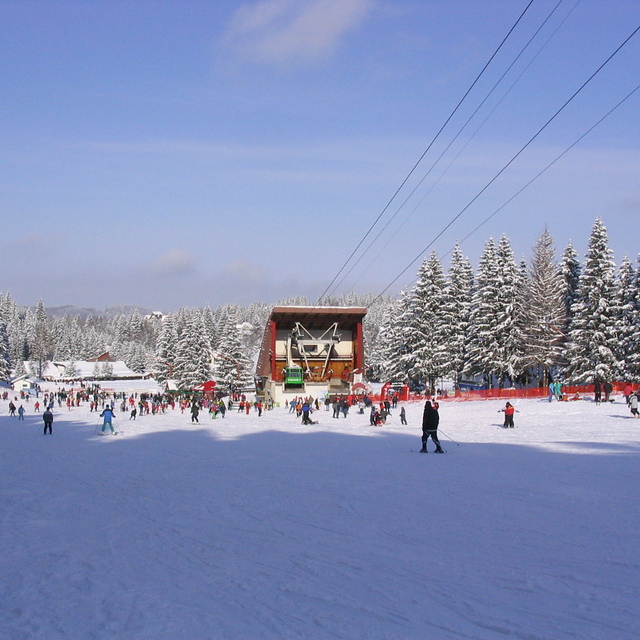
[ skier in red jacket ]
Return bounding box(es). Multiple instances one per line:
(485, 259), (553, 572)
(500, 401), (518, 428)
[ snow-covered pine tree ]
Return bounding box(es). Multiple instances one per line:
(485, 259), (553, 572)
(626, 254), (640, 380)
(564, 218), (619, 383)
(494, 235), (527, 385)
(128, 310), (143, 343)
(13, 358), (27, 378)
(560, 242), (581, 336)
(215, 306), (254, 393)
(361, 296), (394, 381)
(523, 228), (566, 385)
(153, 313), (178, 383)
(1, 293), (25, 367)
(174, 310), (212, 390)
(27, 301), (52, 378)
(441, 243), (474, 386)
(82, 327), (107, 360)
(0, 319), (11, 381)
(202, 305), (217, 352)
(466, 236), (525, 387)
(127, 343), (148, 374)
(404, 252), (448, 390)
(613, 255), (638, 381)
(101, 361), (114, 379)
(242, 302), (273, 360)
(375, 291), (412, 382)
(65, 360), (79, 379)
(0, 294), (13, 380)
(466, 238), (500, 386)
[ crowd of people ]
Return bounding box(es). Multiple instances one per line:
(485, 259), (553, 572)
(4, 379), (639, 447)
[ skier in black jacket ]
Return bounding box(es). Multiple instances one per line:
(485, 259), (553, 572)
(43, 408), (53, 434)
(420, 400), (444, 453)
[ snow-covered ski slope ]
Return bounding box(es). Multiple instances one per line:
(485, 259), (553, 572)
(1, 394), (638, 639)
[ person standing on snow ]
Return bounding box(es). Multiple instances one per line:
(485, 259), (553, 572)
(190, 401), (200, 424)
(100, 405), (116, 434)
(43, 408), (54, 434)
(594, 380), (602, 404)
(301, 400), (311, 425)
(623, 383), (634, 405)
(420, 400), (443, 453)
(554, 380), (563, 401)
(400, 406), (407, 425)
(629, 392), (639, 418)
(18, 405), (25, 420)
(500, 401), (518, 428)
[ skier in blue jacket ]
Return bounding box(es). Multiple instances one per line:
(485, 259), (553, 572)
(100, 405), (116, 434)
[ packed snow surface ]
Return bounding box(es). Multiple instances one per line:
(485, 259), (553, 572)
(1, 391), (639, 639)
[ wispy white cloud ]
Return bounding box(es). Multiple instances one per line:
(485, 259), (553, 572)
(148, 249), (197, 277)
(222, 0), (374, 67)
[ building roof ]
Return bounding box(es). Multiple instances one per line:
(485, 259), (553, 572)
(32, 360), (144, 380)
(268, 306), (367, 330)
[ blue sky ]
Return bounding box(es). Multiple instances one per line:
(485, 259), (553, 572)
(1, 0), (639, 311)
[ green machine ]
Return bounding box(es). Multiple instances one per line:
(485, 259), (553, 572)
(283, 365), (304, 388)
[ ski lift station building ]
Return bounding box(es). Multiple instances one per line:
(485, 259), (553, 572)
(255, 306), (367, 406)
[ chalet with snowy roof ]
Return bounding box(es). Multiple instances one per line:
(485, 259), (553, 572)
(256, 306), (367, 405)
(33, 360), (147, 382)
(11, 375), (37, 393)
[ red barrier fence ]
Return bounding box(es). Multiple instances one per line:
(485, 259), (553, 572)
(394, 382), (639, 404)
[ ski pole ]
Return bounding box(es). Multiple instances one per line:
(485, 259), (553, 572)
(439, 428), (460, 446)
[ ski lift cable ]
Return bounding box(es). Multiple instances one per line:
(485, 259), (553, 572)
(315, 0), (536, 305)
(375, 23), (640, 301)
(449, 81), (640, 254)
(346, 0), (584, 294)
(324, 0), (577, 298)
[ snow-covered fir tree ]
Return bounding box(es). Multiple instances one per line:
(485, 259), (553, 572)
(154, 314), (178, 383)
(202, 305), (217, 352)
(82, 327), (107, 360)
(173, 310), (213, 390)
(466, 238), (498, 384)
(466, 236), (525, 387)
(214, 306), (254, 392)
(65, 361), (80, 379)
(627, 254), (640, 380)
(101, 361), (114, 379)
(0, 319), (11, 381)
(27, 301), (52, 378)
(403, 252), (448, 389)
(441, 243), (474, 385)
(564, 218), (619, 383)
(377, 290), (414, 383)
(360, 296), (394, 381)
(126, 343), (149, 374)
(560, 242), (581, 335)
(523, 229), (566, 385)
(613, 255), (638, 381)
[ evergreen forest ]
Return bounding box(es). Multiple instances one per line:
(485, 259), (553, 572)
(1, 218), (638, 391)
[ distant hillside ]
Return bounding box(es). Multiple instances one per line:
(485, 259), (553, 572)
(36, 305), (155, 319)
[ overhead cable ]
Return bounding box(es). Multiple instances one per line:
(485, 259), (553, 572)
(315, 0), (536, 304)
(324, 0), (576, 298)
(376, 23), (640, 299)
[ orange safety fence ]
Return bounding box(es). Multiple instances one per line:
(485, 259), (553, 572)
(372, 382), (639, 404)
